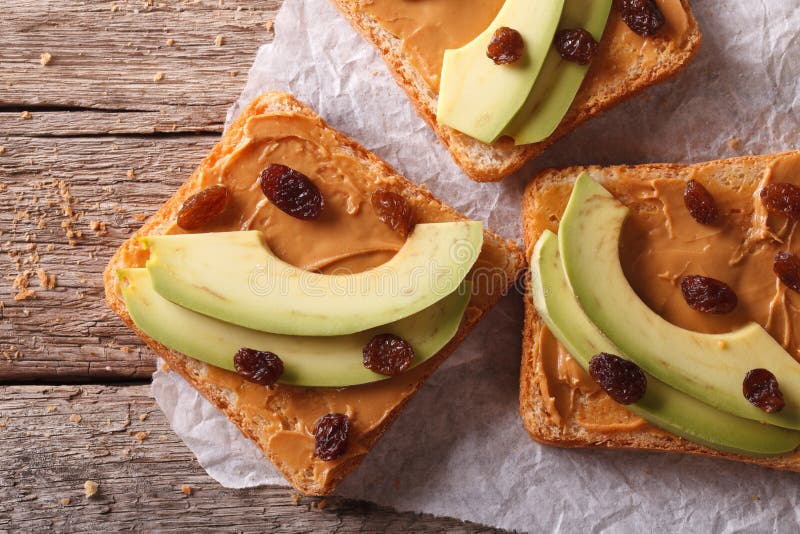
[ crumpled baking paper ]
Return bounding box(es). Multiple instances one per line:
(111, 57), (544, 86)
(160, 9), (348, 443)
(153, 0), (800, 531)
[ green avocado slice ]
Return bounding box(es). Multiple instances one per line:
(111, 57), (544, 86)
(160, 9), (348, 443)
(559, 173), (800, 429)
(532, 230), (800, 456)
(504, 0), (613, 144)
(143, 222), (482, 337)
(120, 269), (470, 387)
(436, 0), (566, 144)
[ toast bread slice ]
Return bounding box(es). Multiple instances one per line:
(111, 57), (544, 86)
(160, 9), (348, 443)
(105, 91), (525, 495)
(331, 0), (702, 182)
(520, 152), (800, 471)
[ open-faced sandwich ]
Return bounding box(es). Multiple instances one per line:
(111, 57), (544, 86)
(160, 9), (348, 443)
(522, 151), (800, 469)
(104, 92), (524, 495)
(332, 0), (702, 182)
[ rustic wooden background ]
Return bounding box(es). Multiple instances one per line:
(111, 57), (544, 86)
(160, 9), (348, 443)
(0, 1), (501, 531)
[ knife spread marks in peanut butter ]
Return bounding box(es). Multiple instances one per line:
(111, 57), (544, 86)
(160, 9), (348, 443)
(357, 0), (691, 95)
(530, 153), (800, 433)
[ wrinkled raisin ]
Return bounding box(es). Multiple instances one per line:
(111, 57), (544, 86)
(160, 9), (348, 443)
(622, 0), (666, 37)
(486, 27), (524, 65)
(177, 185), (229, 230)
(259, 164), (323, 220)
(774, 251), (800, 293)
(314, 413), (350, 461)
(743, 368), (785, 413)
(680, 275), (738, 314)
(362, 334), (415, 376)
(683, 180), (718, 225)
(371, 188), (414, 238)
(554, 29), (599, 65)
(233, 348), (284, 386)
(589, 353), (647, 405)
(760, 183), (800, 219)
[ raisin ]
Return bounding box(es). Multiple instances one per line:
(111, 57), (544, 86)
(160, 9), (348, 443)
(554, 29), (599, 65)
(176, 185), (229, 230)
(233, 348), (284, 386)
(259, 164), (324, 220)
(760, 183), (800, 219)
(743, 368), (785, 413)
(588, 353), (647, 405)
(486, 27), (524, 65)
(314, 413), (350, 461)
(680, 275), (738, 314)
(362, 334), (415, 376)
(371, 188), (414, 238)
(774, 251), (800, 293)
(621, 0), (666, 37)
(683, 180), (719, 225)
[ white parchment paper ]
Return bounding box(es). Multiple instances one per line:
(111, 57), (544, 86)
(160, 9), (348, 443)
(153, 1), (800, 531)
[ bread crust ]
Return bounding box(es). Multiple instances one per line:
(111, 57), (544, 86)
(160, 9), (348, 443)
(330, 0), (702, 182)
(104, 91), (525, 495)
(520, 152), (800, 472)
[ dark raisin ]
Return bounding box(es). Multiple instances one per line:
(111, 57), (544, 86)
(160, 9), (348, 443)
(680, 275), (738, 314)
(554, 29), (599, 65)
(743, 368), (785, 413)
(621, 0), (666, 37)
(774, 251), (800, 293)
(259, 164), (323, 220)
(683, 180), (719, 225)
(371, 188), (415, 238)
(362, 334), (415, 376)
(233, 348), (284, 386)
(314, 413), (350, 461)
(486, 27), (524, 65)
(588, 353), (647, 405)
(176, 185), (229, 230)
(760, 183), (800, 219)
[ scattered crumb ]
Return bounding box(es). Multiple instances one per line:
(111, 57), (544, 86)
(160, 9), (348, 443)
(46, 405), (57, 413)
(127, 168), (136, 180)
(753, 495), (761, 501)
(718, 340), (728, 349)
(214, 35), (224, 46)
(159, 360), (171, 372)
(135, 431), (149, 442)
(138, 413), (148, 421)
(0, 421), (6, 428)
(230, 70), (239, 77)
(728, 138), (741, 150)
(37, 268), (57, 289)
(181, 485), (192, 495)
(40, 52), (52, 66)
(60, 497), (71, 506)
(0, 146), (5, 155)
(120, 346), (132, 353)
(166, 38), (175, 46)
(317, 498), (328, 510)
(371, 71), (378, 77)
(265, 20), (274, 31)
(13, 271), (36, 301)
(89, 220), (107, 236)
(133, 213), (147, 222)
(153, 72), (164, 82)
(84, 480), (98, 498)
(290, 493), (300, 506)
(111, 3), (119, 12)
(69, 413), (82, 424)
(20, 111), (31, 120)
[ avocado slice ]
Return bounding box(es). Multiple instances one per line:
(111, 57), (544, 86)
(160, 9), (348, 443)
(120, 268), (470, 387)
(436, 0), (566, 144)
(559, 174), (800, 429)
(504, 0), (613, 144)
(532, 230), (800, 456)
(143, 222), (482, 337)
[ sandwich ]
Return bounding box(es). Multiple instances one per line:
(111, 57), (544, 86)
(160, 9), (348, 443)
(332, 0), (702, 182)
(104, 91), (525, 495)
(521, 151), (800, 470)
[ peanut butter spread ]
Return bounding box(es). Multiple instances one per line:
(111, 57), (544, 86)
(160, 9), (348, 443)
(530, 153), (800, 433)
(357, 0), (691, 93)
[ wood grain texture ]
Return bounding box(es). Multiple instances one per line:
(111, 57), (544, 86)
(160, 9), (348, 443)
(0, 384), (499, 532)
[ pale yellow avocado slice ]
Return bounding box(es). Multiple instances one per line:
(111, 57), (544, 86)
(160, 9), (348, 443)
(436, 0), (566, 144)
(504, 0), (613, 144)
(532, 230), (800, 456)
(143, 222), (483, 336)
(120, 268), (470, 387)
(559, 173), (800, 430)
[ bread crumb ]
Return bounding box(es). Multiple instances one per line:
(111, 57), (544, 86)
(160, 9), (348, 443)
(230, 70), (239, 77)
(89, 220), (107, 236)
(166, 38), (175, 46)
(265, 20), (274, 31)
(40, 52), (52, 66)
(138, 413), (148, 421)
(728, 138), (741, 150)
(181, 485), (192, 495)
(0, 146), (5, 155)
(60, 497), (71, 506)
(20, 111), (31, 119)
(153, 72), (164, 82)
(214, 35), (224, 46)
(127, 168), (136, 179)
(69, 413), (82, 424)
(290, 493), (300, 506)
(84, 480), (98, 498)
(753, 495), (761, 501)
(111, 3), (119, 12)
(37, 268), (57, 289)
(718, 340), (728, 349)
(13, 271), (36, 301)
(46, 405), (57, 413)
(120, 346), (132, 353)
(135, 431), (149, 442)
(316, 498), (328, 510)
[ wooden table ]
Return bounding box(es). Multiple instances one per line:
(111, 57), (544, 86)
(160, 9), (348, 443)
(1, 2), (500, 531)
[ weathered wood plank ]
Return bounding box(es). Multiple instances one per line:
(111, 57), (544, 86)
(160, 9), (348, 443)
(0, 384), (499, 532)
(1, 0), (278, 128)
(0, 134), (219, 382)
